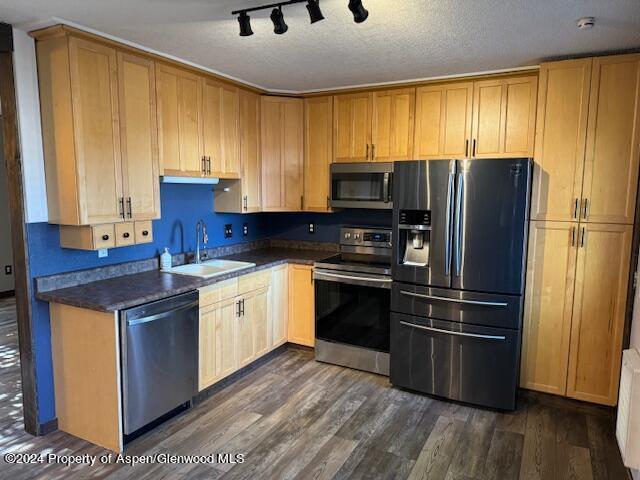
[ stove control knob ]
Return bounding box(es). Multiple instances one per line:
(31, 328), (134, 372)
(344, 232), (351, 239)
(354, 233), (360, 240)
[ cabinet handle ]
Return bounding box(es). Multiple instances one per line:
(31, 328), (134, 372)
(240, 299), (245, 316)
(573, 198), (579, 219)
(142, 230), (149, 236)
(123, 232), (130, 239)
(326, 196), (330, 210)
(126, 197), (132, 219)
(472, 139), (477, 157)
(207, 156), (212, 175)
(580, 227), (585, 247)
(371, 144), (375, 162)
(582, 198), (589, 220)
(465, 139), (469, 158)
(243, 195), (248, 211)
(102, 234), (109, 241)
(119, 197), (125, 219)
(365, 144), (369, 161)
(236, 300), (241, 318)
(570, 226), (576, 247)
(201, 156), (206, 174)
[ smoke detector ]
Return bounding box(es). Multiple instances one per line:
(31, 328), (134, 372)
(576, 17), (595, 30)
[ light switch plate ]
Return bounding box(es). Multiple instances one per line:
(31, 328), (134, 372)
(243, 223), (248, 236)
(224, 224), (233, 238)
(98, 249), (108, 258)
(4, 265), (11, 275)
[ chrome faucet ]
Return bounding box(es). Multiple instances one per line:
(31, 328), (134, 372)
(195, 219), (208, 264)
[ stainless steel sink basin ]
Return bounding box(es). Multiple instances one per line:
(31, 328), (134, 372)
(166, 259), (255, 279)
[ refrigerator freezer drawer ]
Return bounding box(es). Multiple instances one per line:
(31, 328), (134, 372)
(390, 313), (520, 410)
(391, 282), (523, 330)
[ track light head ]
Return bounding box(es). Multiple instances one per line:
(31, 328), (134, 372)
(237, 11), (254, 36)
(348, 0), (368, 23)
(271, 6), (288, 34)
(306, 0), (325, 24)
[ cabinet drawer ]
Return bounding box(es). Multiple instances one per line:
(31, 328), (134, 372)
(115, 223), (135, 247)
(92, 225), (116, 249)
(60, 224), (116, 250)
(238, 269), (271, 294)
(199, 278), (239, 307)
(134, 221), (153, 244)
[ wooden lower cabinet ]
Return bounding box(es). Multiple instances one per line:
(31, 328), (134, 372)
(288, 264), (315, 347)
(199, 297), (237, 390)
(522, 221), (632, 406)
(271, 265), (289, 348)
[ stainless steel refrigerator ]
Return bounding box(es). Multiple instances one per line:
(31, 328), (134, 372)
(390, 158), (531, 410)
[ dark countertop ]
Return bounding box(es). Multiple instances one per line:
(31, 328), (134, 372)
(36, 247), (334, 313)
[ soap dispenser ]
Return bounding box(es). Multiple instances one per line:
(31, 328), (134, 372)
(160, 248), (172, 271)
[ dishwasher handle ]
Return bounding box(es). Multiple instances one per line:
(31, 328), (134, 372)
(126, 300), (199, 326)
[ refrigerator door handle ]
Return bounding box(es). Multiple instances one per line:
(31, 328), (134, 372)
(444, 169), (455, 276)
(454, 171), (464, 276)
(400, 290), (508, 307)
(399, 321), (506, 340)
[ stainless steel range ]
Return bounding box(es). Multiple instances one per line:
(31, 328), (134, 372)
(314, 226), (392, 375)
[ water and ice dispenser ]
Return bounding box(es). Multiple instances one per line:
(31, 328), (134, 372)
(398, 210), (431, 266)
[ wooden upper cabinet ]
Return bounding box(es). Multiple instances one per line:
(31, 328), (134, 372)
(372, 88), (415, 161)
(567, 223), (632, 406)
(156, 64), (203, 176)
(304, 96), (333, 211)
(333, 93), (372, 162)
(471, 76), (537, 158)
(530, 59), (592, 222)
(260, 96), (304, 211)
(202, 79), (240, 178)
(414, 82), (473, 159)
(239, 89), (261, 212)
(117, 52), (161, 221)
(581, 54), (640, 225)
(520, 221), (577, 396)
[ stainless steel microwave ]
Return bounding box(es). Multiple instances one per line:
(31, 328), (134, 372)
(330, 162), (393, 209)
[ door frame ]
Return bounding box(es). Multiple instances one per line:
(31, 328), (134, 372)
(0, 23), (39, 435)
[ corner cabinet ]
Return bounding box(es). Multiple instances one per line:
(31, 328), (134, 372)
(35, 31), (160, 238)
(304, 96), (333, 212)
(260, 96), (304, 211)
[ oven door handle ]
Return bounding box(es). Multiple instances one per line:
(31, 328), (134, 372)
(399, 321), (506, 340)
(314, 270), (392, 287)
(400, 290), (508, 307)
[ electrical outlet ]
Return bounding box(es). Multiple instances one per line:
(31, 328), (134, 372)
(224, 224), (233, 238)
(308, 223), (315, 234)
(243, 223), (249, 236)
(98, 249), (108, 258)
(4, 265), (11, 275)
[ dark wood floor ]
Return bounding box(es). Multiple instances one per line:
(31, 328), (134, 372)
(0, 297), (630, 479)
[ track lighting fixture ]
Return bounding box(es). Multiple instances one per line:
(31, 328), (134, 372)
(232, 0), (368, 36)
(270, 6), (288, 34)
(348, 0), (368, 23)
(306, 0), (324, 24)
(237, 12), (254, 36)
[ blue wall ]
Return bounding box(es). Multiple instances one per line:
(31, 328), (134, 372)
(27, 181), (391, 425)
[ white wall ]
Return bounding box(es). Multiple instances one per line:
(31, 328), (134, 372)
(13, 28), (47, 224)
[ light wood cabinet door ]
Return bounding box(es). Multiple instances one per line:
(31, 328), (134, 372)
(239, 90), (261, 212)
(333, 93), (372, 162)
(199, 298), (238, 390)
(247, 287), (270, 359)
(271, 265), (288, 348)
(471, 76), (537, 158)
(68, 37), (123, 225)
(236, 296), (255, 368)
(288, 264), (315, 347)
(413, 82), (473, 159)
(156, 64), (203, 176)
(531, 59), (592, 222)
(117, 52), (161, 221)
(520, 221), (577, 396)
(581, 54), (640, 225)
(567, 223), (632, 406)
(304, 96), (332, 211)
(202, 79), (240, 178)
(372, 88), (415, 162)
(260, 96), (304, 211)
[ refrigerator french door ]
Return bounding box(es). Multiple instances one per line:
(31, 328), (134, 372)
(390, 158), (531, 410)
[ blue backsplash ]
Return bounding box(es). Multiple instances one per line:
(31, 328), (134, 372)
(27, 182), (391, 425)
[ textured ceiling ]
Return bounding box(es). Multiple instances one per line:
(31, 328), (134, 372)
(1, 0), (639, 92)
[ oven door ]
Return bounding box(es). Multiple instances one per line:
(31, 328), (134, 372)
(330, 163), (393, 209)
(314, 269), (391, 352)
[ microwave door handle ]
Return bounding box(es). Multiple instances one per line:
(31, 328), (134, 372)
(454, 171), (464, 277)
(444, 170), (454, 276)
(383, 172), (390, 203)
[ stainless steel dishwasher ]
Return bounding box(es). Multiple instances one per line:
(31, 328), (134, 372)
(121, 291), (198, 435)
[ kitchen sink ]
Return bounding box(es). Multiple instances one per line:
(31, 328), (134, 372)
(166, 259), (256, 279)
